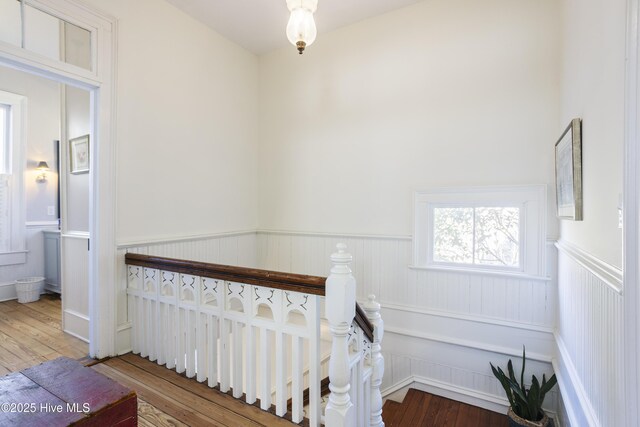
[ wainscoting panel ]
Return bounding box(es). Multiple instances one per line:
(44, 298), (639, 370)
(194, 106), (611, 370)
(115, 231), (258, 354)
(555, 241), (623, 427)
(257, 231), (558, 413)
(61, 234), (89, 341)
(0, 223), (57, 301)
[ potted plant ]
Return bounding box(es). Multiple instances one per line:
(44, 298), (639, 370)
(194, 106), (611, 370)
(490, 347), (557, 427)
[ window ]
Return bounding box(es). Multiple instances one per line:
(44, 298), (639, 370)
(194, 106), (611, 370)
(414, 186), (546, 277)
(0, 90), (26, 265)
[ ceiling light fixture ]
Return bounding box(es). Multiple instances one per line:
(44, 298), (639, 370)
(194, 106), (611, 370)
(286, 0), (318, 55)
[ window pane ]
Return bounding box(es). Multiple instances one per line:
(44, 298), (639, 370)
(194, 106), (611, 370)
(433, 207), (473, 264)
(0, 0), (22, 48)
(23, 4), (92, 71)
(474, 207), (520, 267)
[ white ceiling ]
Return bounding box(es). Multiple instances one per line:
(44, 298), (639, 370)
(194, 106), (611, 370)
(164, 0), (424, 55)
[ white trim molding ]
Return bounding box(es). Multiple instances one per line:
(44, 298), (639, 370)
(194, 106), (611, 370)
(553, 333), (600, 427)
(624, 0), (640, 423)
(555, 239), (623, 293)
(117, 229), (256, 249)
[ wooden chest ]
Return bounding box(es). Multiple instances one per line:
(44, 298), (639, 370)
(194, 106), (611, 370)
(0, 357), (137, 426)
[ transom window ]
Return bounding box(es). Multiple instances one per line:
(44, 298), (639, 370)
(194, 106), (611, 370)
(414, 186), (546, 277)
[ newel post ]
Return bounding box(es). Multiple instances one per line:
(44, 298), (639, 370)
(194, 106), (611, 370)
(364, 294), (385, 427)
(325, 243), (356, 427)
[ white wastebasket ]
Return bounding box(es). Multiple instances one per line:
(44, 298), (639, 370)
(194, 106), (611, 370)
(15, 277), (45, 303)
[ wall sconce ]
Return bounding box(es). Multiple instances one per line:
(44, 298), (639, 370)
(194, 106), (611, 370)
(36, 161), (49, 183)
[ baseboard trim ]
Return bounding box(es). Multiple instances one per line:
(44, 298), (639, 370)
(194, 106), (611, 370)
(63, 309), (89, 343)
(553, 333), (599, 427)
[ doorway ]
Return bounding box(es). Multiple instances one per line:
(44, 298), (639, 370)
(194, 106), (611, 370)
(0, 0), (117, 358)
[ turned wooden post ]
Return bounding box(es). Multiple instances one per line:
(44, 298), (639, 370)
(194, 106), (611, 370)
(325, 243), (356, 427)
(364, 294), (385, 427)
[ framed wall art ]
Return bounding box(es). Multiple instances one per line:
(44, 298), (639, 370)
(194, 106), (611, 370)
(69, 134), (90, 174)
(555, 118), (582, 220)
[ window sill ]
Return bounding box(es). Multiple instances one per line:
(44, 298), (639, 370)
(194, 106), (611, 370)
(408, 264), (551, 282)
(0, 251), (28, 266)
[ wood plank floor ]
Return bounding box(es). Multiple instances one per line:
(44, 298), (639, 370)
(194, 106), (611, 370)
(93, 353), (296, 426)
(383, 388), (509, 427)
(0, 294), (88, 374)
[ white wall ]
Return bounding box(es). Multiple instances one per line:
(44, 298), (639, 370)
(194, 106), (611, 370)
(559, 0), (625, 269)
(256, 0), (563, 416)
(80, 0), (260, 243)
(258, 0), (561, 238)
(555, 0), (627, 425)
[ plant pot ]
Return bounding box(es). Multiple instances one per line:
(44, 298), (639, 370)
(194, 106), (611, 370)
(507, 407), (550, 427)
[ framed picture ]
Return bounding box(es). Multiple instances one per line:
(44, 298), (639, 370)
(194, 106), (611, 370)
(69, 134), (90, 174)
(555, 119), (582, 220)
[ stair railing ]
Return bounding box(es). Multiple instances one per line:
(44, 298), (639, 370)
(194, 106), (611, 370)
(125, 243), (383, 427)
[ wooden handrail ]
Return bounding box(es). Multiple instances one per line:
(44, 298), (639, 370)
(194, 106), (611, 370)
(125, 253), (326, 295)
(355, 303), (375, 342)
(124, 252), (375, 341)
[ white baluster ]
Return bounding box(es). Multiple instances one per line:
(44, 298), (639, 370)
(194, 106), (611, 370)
(308, 295), (321, 427)
(232, 321), (243, 398)
(259, 327), (272, 410)
(364, 294), (385, 427)
(245, 323), (256, 404)
(220, 318), (230, 393)
(291, 335), (304, 423)
(325, 243), (356, 427)
(275, 330), (287, 416)
(207, 314), (219, 388)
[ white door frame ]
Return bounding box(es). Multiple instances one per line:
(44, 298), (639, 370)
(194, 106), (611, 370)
(0, 0), (117, 359)
(625, 0), (640, 424)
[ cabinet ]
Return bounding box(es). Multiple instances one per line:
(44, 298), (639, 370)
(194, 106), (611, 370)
(43, 230), (61, 294)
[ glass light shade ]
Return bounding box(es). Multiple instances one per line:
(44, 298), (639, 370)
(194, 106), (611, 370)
(286, 8), (317, 47)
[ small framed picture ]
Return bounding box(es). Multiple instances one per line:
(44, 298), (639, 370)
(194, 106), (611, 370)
(69, 134), (90, 174)
(555, 119), (582, 220)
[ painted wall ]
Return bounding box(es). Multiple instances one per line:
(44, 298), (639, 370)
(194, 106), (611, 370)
(258, 0), (561, 239)
(559, 0), (625, 269)
(555, 0), (627, 425)
(81, 0), (259, 243)
(256, 0), (563, 417)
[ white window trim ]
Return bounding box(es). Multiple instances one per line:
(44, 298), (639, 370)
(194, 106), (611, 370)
(413, 185), (547, 278)
(0, 90), (27, 266)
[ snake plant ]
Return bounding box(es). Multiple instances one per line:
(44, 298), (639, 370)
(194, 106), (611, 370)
(490, 347), (557, 421)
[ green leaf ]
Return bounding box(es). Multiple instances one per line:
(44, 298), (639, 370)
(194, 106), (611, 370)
(539, 373), (557, 402)
(520, 346), (526, 395)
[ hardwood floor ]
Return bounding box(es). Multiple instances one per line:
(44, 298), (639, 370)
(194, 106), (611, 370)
(92, 354), (296, 426)
(0, 296), (511, 426)
(383, 388), (509, 426)
(0, 294), (88, 375)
